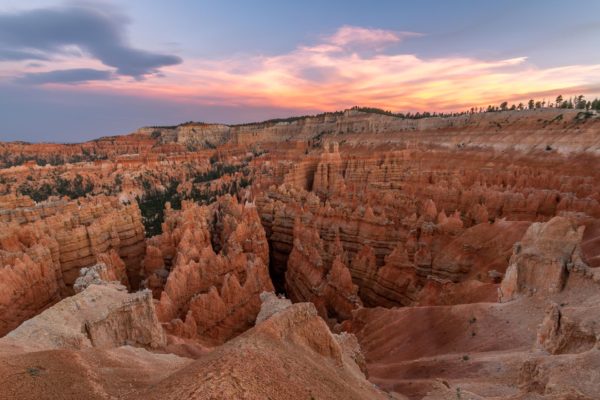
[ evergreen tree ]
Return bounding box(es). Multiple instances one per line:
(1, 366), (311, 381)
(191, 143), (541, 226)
(555, 95), (563, 107)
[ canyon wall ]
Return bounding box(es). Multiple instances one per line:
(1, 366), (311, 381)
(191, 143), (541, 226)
(255, 140), (599, 313)
(1, 108), (600, 399)
(0, 194), (145, 335)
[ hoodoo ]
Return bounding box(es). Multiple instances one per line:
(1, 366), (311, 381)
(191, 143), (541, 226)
(2, 3), (600, 395)
(2, 108), (600, 398)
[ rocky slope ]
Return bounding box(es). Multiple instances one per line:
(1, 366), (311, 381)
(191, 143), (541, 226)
(0, 277), (389, 400)
(349, 216), (600, 399)
(1, 108), (600, 399)
(138, 293), (391, 400)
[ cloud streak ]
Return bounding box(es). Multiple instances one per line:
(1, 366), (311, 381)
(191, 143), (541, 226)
(0, 3), (181, 79)
(17, 68), (113, 84)
(85, 25), (598, 112)
(2, 22), (600, 113)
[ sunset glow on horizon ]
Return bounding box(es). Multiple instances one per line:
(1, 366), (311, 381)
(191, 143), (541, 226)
(1, 1), (600, 141)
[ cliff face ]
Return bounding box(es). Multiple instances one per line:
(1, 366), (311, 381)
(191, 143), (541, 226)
(142, 195), (273, 344)
(0, 194), (146, 336)
(2, 283), (165, 351)
(285, 220), (362, 322)
(255, 125), (599, 311)
(136, 123), (232, 150)
(4, 108), (599, 170)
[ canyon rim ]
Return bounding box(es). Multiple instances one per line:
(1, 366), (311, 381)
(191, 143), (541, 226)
(1, 1), (600, 399)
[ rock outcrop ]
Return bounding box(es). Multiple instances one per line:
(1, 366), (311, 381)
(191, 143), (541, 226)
(0, 195), (145, 336)
(535, 302), (600, 355)
(313, 141), (347, 198)
(136, 295), (389, 400)
(0, 281), (189, 400)
(73, 250), (129, 293)
(2, 283), (165, 351)
(500, 217), (584, 301)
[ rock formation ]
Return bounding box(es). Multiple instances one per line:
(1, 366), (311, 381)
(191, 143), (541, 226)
(0, 195), (145, 336)
(2, 108), (600, 399)
(73, 250), (129, 293)
(285, 220), (362, 322)
(143, 195), (274, 344)
(500, 216), (584, 301)
(136, 294), (390, 400)
(1, 283), (165, 351)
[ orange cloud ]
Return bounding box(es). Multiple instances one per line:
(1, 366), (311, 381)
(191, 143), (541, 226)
(8, 25), (600, 113)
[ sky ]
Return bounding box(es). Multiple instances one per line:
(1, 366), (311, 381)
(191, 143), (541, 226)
(1, 1), (600, 142)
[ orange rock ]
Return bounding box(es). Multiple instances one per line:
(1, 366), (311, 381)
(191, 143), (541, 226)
(285, 220), (362, 322)
(148, 196), (273, 344)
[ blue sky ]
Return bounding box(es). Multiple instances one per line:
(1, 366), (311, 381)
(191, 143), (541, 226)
(1, 0), (599, 142)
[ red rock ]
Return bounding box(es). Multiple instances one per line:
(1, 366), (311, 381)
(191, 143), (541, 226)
(0, 195), (146, 336)
(2, 109), (600, 398)
(285, 220), (362, 322)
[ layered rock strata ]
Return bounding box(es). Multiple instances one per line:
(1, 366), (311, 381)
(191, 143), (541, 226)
(0, 195), (145, 336)
(350, 216), (600, 399)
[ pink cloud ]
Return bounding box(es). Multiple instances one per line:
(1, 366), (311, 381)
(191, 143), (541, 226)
(325, 25), (421, 47)
(6, 25), (600, 114)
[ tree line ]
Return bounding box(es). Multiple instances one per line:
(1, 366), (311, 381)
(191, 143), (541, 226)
(480, 94), (600, 113)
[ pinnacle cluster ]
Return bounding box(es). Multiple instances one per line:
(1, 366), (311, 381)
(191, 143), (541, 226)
(1, 108), (600, 399)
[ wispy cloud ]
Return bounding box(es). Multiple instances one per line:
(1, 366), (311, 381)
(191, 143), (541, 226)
(2, 23), (600, 112)
(325, 25), (421, 47)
